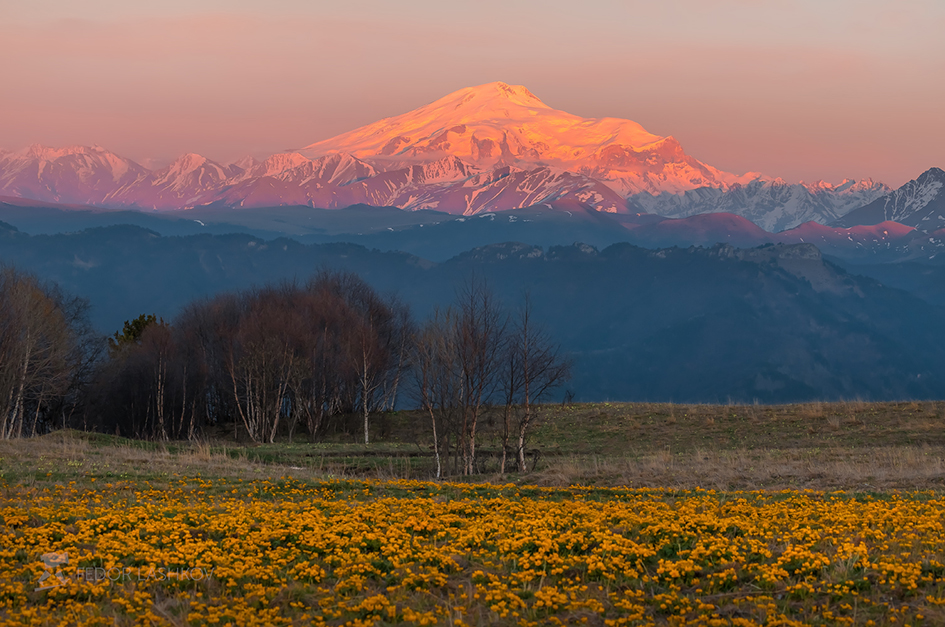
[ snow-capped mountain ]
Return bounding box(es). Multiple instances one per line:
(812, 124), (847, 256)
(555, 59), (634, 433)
(0, 82), (912, 229)
(239, 152), (379, 186)
(125, 153), (231, 209)
(630, 178), (890, 232)
(833, 168), (945, 231)
(303, 81), (764, 196)
(0, 144), (149, 206)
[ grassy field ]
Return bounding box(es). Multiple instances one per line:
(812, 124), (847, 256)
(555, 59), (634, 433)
(3, 400), (944, 492)
(3, 401), (945, 625)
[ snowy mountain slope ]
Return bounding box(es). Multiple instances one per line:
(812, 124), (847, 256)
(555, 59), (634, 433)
(236, 152), (379, 186)
(630, 178), (890, 232)
(225, 156), (259, 177)
(303, 81), (764, 196)
(382, 164), (628, 215)
(832, 168), (945, 231)
(208, 155), (627, 214)
(119, 153), (231, 209)
(0, 145), (150, 206)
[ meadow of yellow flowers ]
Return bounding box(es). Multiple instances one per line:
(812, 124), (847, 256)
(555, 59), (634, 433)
(3, 478), (945, 625)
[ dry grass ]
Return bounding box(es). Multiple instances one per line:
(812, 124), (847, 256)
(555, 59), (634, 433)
(525, 445), (945, 491)
(0, 430), (301, 487)
(512, 400), (945, 490)
(527, 400), (945, 455)
(3, 400), (945, 492)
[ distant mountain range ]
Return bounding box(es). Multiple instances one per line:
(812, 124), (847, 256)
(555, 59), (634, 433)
(3, 219), (945, 403)
(4, 192), (945, 266)
(0, 81), (916, 231)
(2, 82), (944, 256)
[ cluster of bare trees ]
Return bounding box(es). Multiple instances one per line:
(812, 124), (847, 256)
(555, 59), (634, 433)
(0, 266), (96, 439)
(413, 283), (570, 477)
(88, 272), (411, 442)
(1, 265), (571, 476)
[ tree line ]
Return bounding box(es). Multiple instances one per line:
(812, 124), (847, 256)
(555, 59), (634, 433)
(0, 265), (569, 475)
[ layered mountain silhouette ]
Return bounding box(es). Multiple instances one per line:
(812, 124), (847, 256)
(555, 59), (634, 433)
(2, 220), (945, 402)
(5, 193), (945, 265)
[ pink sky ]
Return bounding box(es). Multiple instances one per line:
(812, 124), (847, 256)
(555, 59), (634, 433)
(1, 1), (942, 187)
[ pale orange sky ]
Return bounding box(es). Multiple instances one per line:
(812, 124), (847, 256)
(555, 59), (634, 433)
(1, 1), (942, 187)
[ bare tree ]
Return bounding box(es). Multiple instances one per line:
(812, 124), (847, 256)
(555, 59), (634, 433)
(380, 297), (413, 413)
(411, 308), (462, 478)
(454, 278), (507, 475)
(226, 288), (304, 443)
(411, 283), (570, 478)
(499, 329), (521, 475)
(510, 293), (571, 472)
(293, 287), (349, 440)
(0, 266), (82, 439)
(317, 272), (411, 445)
(140, 321), (173, 441)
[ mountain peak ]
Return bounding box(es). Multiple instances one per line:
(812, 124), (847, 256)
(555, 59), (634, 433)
(16, 144), (123, 162)
(226, 156), (259, 172)
(170, 153), (208, 169)
(919, 166), (945, 181)
(455, 81), (546, 107)
(301, 81), (740, 195)
(156, 153), (219, 181)
(22, 144), (75, 159)
(150, 152), (227, 192)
